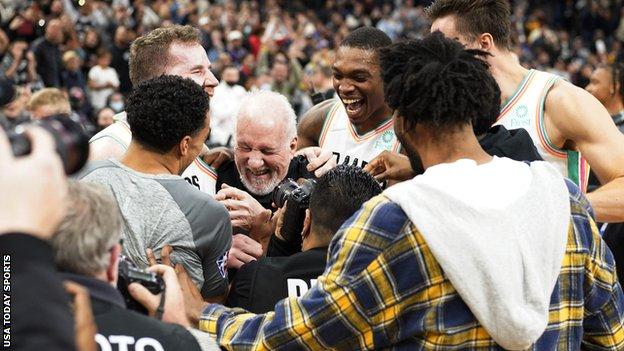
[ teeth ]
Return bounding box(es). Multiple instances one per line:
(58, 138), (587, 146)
(343, 98), (362, 104)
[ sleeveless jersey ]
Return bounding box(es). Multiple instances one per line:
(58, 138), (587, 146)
(318, 100), (401, 169)
(494, 69), (589, 192)
(89, 114), (217, 196)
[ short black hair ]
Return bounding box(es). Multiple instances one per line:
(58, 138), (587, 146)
(340, 26), (392, 53)
(309, 165), (382, 241)
(380, 31), (500, 135)
(126, 75), (209, 153)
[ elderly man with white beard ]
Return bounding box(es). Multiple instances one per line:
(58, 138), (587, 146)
(214, 90), (320, 269)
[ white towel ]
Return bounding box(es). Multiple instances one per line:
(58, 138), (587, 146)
(384, 157), (570, 350)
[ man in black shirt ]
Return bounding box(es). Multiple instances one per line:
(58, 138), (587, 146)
(226, 165), (382, 313)
(32, 19), (63, 88)
(215, 90), (315, 269)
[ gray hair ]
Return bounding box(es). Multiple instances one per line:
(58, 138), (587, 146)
(51, 181), (122, 276)
(236, 90), (297, 142)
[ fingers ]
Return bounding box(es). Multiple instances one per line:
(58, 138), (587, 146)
(146, 248), (157, 266)
(227, 249), (256, 269)
(161, 245), (173, 266)
(24, 127), (57, 161)
(128, 283), (159, 314)
(215, 184), (247, 201)
(313, 156), (336, 177)
(232, 234), (263, 258)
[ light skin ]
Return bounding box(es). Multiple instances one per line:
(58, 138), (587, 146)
(89, 41), (218, 161)
(429, 15), (624, 222)
(585, 67), (623, 116)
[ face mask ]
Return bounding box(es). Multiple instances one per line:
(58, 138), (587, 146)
(110, 101), (124, 112)
(225, 81), (238, 87)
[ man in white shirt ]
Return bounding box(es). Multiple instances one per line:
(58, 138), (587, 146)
(208, 65), (247, 146)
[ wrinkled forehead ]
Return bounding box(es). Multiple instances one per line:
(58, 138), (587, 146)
(237, 115), (288, 144)
(334, 46), (380, 73)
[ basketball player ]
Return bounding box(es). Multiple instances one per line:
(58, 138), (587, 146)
(89, 25), (219, 195)
(298, 27), (401, 169)
(586, 63), (624, 134)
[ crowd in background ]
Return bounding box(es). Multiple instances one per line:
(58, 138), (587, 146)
(0, 0), (622, 140)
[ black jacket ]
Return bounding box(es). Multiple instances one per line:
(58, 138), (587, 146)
(226, 247), (328, 313)
(479, 125), (543, 162)
(61, 273), (202, 351)
(1, 233), (75, 351)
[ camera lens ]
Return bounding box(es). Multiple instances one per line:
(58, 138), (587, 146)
(8, 114), (90, 175)
(271, 179), (299, 208)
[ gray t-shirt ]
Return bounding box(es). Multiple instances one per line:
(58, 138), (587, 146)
(79, 159), (232, 297)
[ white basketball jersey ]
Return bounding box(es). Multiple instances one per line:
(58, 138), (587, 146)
(319, 100), (401, 168)
(494, 69), (589, 192)
(89, 114), (217, 196)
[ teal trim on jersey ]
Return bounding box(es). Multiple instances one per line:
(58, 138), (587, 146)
(566, 150), (581, 187)
(196, 156), (218, 177)
(500, 69), (534, 112)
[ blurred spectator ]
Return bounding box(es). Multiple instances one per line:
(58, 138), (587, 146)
(0, 84), (31, 131)
(225, 30), (248, 65)
(209, 65), (247, 147)
(26, 87), (71, 119)
(61, 50), (87, 93)
(106, 91), (125, 114)
(96, 107), (115, 131)
(0, 40), (42, 88)
(32, 19), (64, 88)
(110, 25), (133, 95)
(88, 49), (119, 110)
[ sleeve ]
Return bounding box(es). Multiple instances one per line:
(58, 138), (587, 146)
(111, 68), (120, 87)
(198, 197), (412, 350)
(581, 234), (624, 350)
(0, 233), (76, 351)
(224, 260), (258, 310)
(197, 202), (233, 298)
(266, 234), (300, 257)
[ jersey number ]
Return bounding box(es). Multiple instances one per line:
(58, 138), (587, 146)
(184, 175), (200, 190)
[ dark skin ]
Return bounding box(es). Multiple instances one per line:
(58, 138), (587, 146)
(297, 47), (393, 149)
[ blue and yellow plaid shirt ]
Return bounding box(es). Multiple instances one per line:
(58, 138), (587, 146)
(200, 181), (624, 350)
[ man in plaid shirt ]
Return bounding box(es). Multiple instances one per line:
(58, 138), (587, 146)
(132, 33), (624, 350)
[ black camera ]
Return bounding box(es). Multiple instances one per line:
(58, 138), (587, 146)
(117, 256), (165, 314)
(272, 178), (316, 248)
(8, 114), (90, 175)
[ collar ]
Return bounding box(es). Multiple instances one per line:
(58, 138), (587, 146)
(60, 272), (126, 309)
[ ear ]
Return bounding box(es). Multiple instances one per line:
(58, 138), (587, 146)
(107, 243), (121, 284)
(179, 135), (192, 157)
(301, 209), (311, 240)
(477, 33), (495, 52)
(289, 136), (298, 154)
(392, 109), (406, 136)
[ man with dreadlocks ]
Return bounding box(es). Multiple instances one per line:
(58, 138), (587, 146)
(131, 33), (624, 350)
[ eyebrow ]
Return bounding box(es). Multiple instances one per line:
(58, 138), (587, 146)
(332, 67), (371, 76)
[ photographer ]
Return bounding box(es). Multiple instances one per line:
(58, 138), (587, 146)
(225, 165), (382, 313)
(51, 181), (219, 351)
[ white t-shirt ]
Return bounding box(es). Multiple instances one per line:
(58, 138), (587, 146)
(208, 82), (247, 146)
(88, 65), (119, 110)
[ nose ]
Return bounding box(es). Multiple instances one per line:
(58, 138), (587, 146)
(339, 80), (355, 95)
(248, 155), (264, 169)
(203, 70), (219, 96)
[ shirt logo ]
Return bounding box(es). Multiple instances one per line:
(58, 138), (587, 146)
(373, 130), (396, 151)
(510, 104), (529, 128)
(216, 251), (228, 278)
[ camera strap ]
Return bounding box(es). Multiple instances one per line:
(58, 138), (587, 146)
(154, 285), (166, 320)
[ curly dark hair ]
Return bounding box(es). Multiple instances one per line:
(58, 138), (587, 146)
(126, 75), (209, 153)
(379, 31), (500, 135)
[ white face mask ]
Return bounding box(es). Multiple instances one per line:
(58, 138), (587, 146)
(109, 101), (124, 113)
